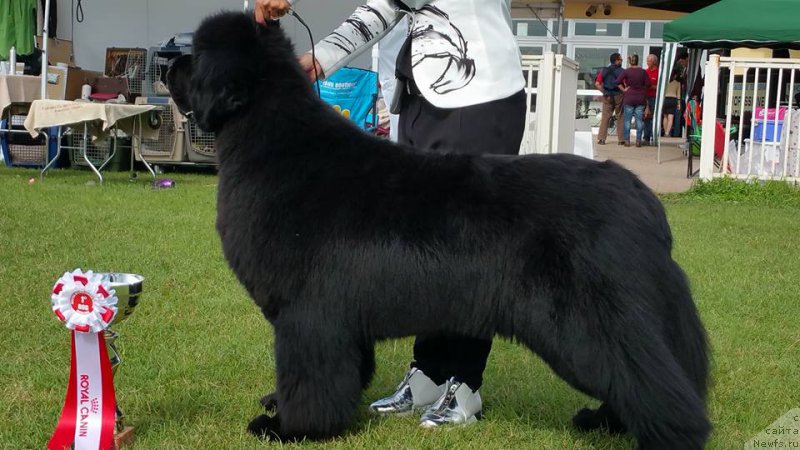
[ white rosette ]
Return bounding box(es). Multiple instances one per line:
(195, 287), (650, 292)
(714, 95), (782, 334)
(51, 269), (119, 333)
(48, 269), (120, 450)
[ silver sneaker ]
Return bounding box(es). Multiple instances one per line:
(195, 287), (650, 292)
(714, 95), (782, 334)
(419, 378), (482, 428)
(369, 368), (445, 415)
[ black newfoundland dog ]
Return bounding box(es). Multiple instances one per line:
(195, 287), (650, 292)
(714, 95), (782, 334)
(167, 12), (710, 449)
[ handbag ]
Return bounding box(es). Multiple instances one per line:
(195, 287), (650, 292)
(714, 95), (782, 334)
(644, 102), (653, 120)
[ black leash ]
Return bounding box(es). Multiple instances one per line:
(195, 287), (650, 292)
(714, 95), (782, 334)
(287, 9), (321, 98)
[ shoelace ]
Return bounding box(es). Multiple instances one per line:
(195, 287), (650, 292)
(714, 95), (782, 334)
(396, 369), (415, 391)
(429, 381), (459, 416)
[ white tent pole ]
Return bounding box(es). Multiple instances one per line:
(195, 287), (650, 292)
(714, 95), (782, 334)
(40, 0), (51, 99)
(656, 43), (677, 164)
(557, 1), (565, 54)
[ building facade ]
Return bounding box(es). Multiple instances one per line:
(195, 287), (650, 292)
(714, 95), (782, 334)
(511, 1), (684, 125)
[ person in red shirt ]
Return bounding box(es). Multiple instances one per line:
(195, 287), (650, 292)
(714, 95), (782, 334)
(643, 54), (659, 145)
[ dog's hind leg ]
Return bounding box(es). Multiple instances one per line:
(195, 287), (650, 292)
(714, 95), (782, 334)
(574, 264), (708, 439)
(663, 260), (710, 400)
(517, 310), (709, 449)
(248, 315), (364, 441)
(585, 338), (709, 449)
(608, 337), (710, 450)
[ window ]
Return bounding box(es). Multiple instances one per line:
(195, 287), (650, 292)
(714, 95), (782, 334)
(515, 20), (549, 37)
(552, 20), (569, 37)
(575, 46), (621, 90)
(650, 22), (665, 39)
(574, 22), (623, 37)
(520, 46), (545, 56)
(629, 22), (646, 39)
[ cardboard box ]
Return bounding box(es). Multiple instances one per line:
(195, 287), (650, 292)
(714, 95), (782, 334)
(36, 36), (74, 66)
(46, 66), (103, 100)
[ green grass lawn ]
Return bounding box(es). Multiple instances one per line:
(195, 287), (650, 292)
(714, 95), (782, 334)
(1, 168), (798, 449)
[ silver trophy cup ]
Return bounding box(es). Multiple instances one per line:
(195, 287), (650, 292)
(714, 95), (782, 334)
(99, 272), (144, 447)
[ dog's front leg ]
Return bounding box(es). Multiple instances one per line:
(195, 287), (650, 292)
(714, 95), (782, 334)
(247, 410), (282, 441)
(248, 315), (363, 441)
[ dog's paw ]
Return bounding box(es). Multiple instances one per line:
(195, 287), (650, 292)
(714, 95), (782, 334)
(260, 392), (278, 413)
(247, 414), (282, 441)
(572, 407), (601, 431)
(572, 406), (626, 434)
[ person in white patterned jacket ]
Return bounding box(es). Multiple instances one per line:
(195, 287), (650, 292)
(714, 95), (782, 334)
(255, 0), (526, 428)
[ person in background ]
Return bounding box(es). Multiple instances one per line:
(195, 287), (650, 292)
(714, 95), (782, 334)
(672, 51), (689, 137)
(616, 53), (650, 147)
(255, 0), (527, 429)
(662, 67), (681, 142)
(595, 53), (625, 145)
(643, 54), (659, 145)
(676, 51), (689, 81)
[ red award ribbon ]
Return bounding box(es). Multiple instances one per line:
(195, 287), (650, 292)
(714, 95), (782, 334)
(48, 269), (118, 450)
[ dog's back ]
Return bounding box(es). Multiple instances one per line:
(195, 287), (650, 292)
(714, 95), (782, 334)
(214, 125), (675, 339)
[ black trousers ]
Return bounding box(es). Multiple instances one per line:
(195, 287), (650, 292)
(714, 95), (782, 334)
(398, 88), (526, 389)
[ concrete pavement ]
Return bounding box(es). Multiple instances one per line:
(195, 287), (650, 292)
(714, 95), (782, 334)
(593, 137), (696, 194)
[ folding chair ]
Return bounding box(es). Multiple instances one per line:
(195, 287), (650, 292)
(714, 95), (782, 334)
(685, 99), (735, 178)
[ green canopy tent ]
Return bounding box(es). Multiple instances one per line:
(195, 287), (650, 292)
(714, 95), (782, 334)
(663, 0), (800, 50)
(654, 0), (800, 163)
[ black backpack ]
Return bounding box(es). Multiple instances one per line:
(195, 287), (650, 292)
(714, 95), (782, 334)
(601, 65), (623, 94)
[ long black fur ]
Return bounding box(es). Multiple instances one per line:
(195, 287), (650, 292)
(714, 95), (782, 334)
(167, 12), (711, 449)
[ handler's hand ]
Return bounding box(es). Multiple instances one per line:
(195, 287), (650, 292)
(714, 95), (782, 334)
(299, 53), (324, 82)
(255, 0), (291, 24)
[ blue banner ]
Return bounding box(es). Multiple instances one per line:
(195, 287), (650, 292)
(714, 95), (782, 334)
(316, 67), (378, 131)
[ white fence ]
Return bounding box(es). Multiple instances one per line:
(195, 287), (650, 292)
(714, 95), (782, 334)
(700, 55), (800, 183)
(520, 52), (579, 155)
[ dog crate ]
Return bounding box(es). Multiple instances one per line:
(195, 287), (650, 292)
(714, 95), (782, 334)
(186, 119), (216, 163)
(104, 47), (147, 99)
(132, 96), (188, 163)
(1, 112), (58, 168)
(67, 130), (131, 171)
(144, 40), (192, 97)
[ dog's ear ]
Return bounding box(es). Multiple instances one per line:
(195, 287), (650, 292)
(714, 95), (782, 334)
(183, 12), (269, 132)
(166, 54), (193, 116)
(189, 59), (249, 133)
(166, 53), (247, 133)
(191, 86), (247, 131)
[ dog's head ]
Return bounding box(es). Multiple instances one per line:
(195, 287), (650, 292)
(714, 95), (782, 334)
(167, 12), (295, 132)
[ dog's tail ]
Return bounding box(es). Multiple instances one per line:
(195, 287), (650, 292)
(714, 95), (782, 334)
(667, 262), (710, 400)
